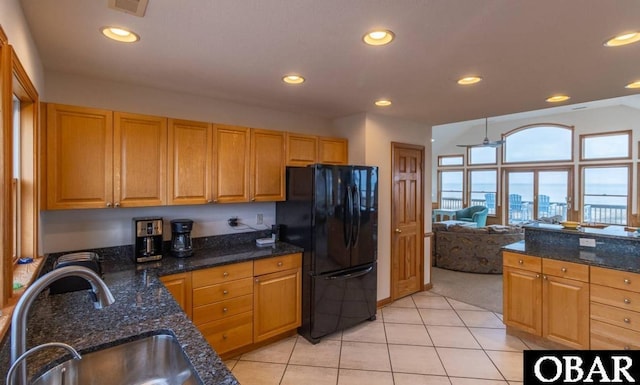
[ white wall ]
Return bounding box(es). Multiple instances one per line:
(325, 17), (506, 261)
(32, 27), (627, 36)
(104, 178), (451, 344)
(432, 104), (640, 214)
(0, 0), (44, 94)
(334, 113), (366, 165)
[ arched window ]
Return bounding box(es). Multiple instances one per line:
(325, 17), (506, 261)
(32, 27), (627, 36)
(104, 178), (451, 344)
(503, 124), (573, 163)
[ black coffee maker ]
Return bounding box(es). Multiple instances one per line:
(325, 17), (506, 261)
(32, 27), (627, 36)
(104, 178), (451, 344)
(170, 219), (194, 258)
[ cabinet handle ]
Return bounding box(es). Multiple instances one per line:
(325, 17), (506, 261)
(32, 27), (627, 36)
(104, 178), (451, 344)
(223, 272), (229, 277)
(106, 202), (112, 208)
(207, 199), (212, 203)
(518, 260), (524, 265)
(536, 274), (540, 278)
(561, 267), (567, 273)
(213, 199), (218, 203)
(543, 275), (548, 280)
(114, 202), (120, 208)
(251, 197), (256, 202)
(223, 307), (228, 313)
(255, 278), (260, 283)
(625, 346), (631, 350)
(624, 278), (631, 285)
(222, 334), (228, 340)
(624, 298), (631, 304)
(624, 318), (631, 323)
(277, 261), (283, 267)
(223, 290), (229, 295)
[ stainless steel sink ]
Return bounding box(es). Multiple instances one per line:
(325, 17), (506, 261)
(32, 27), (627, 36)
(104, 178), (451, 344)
(31, 333), (201, 385)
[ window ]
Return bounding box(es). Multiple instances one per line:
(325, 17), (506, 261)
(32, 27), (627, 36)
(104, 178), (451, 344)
(12, 95), (21, 263)
(468, 147), (497, 165)
(439, 170), (463, 209)
(580, 130), (631, 161)
(438, 155), (463, 166)
(469, 169), (497, 215)
(504, 124), (573, 163)
(581, 165), (629, 225)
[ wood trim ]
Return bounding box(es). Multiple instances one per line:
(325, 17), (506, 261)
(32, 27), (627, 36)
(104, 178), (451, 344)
(437, 154), (464, 167)
(0, 25), (7, 45)
(579, 129), (632, 162)
(502, 123), (574, 165)
(377, 297), (393, 308)
(423, 283), (433, 291)
(0, 35), (11, 306)
(578, 162), (632, 224)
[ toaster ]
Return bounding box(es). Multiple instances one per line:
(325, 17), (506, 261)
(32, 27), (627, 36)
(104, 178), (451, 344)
(48, 252), (103, 295)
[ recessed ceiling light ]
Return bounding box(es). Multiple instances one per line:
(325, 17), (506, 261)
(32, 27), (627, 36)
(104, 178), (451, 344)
(282, 75), (305, 84)
(625, 80), (640, 89)
(604, 31), (640, 47)
(546, 95), (571, 103)
(457, 76), (483, 85)
(101, 26), (139, 43)
(363, 30), (395, 46)
(375, 99), (392, 107)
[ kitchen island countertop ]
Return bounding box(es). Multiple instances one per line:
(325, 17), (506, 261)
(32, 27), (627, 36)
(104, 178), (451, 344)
(0, 240), (303, 385)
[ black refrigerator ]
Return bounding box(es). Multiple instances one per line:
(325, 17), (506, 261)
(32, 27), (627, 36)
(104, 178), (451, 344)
(276, 164), (378, 343)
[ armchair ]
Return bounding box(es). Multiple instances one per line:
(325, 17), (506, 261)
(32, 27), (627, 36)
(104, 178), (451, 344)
(454, 205), (488, 227)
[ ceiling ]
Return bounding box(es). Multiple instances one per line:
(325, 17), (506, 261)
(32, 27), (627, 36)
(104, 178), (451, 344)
(19, 0), (640, 127)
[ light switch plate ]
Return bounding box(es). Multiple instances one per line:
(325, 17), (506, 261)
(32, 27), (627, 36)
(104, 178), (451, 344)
(579, 238), (596, 247)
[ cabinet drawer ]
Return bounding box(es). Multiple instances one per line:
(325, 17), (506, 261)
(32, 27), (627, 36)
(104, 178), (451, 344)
(193, 277), (253, 307)
(200, 312), (253, 355)
(192, 261), (253, 288)
(591, 302), (640, 332)
(502, 252), (541, 272)
(591, 284), (640, 312)
(591, 266), (640, 293)
(542, 259), (589, 282)
(591, 319), (640, 350)
(254, 253), (302, 276)
(193, 294), (253, 325)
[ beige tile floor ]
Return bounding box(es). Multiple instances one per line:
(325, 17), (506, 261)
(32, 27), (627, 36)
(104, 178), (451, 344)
(225, 290), (538, 385)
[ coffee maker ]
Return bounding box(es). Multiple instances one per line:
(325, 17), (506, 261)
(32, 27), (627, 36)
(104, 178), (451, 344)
(171, 219), (194, 258)
(133, 217), (163, 263)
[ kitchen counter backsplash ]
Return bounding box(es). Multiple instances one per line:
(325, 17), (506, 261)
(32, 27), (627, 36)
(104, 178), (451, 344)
(0, 230), (302, 385)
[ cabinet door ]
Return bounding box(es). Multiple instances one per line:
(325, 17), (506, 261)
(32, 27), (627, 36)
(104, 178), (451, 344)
(503, 266), (542, 335)
(214, 125), (250, 202)
(167, 119), (213, 205)
(159, 272), (192, 319)
(46, 104), (113, 209)
(114, 112), (167, 207)
(318, 137), (348, 164)
(543, 275), (589, 349)
(254, 268), (302, 342)
(286, 133), (318, 166)
(252, 129), (285, 201)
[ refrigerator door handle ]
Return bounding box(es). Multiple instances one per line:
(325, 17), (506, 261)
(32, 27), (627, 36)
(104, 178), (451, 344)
(324, 265), (374, 280)
(351, 185), (361, 246)
(343, 185), (353, 247)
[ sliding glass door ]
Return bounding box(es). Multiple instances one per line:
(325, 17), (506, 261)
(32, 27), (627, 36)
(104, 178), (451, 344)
(505, 168), (572, 224)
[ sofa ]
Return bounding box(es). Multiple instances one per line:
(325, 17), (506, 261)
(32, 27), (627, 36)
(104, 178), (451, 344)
(454, 205), (488, 227)
(434, 223), (524, 274)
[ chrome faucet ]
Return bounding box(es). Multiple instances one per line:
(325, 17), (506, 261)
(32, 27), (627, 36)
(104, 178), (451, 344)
(10, 265), (115, 385)
(6, 342), (81, 385)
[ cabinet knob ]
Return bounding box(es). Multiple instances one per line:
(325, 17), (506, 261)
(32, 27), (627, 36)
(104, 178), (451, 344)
(561, 267), (567, 273)
(277, 261), (283, 267)
(625, 346), (631, 350)
(624, 318), (631, 324)
(114, 202), (120, 208)
(213, 199), (218, 203)
(207, 199), (212, 203)
(106, 202), (112, 208)
(255, 278), (260, 283)
(624, 298), (631, 304)
(223, 272), (229, 277)
(223, 290), (229, 295)
(251, 198), (256, 202)
(536, 274), (540, 278)
(395, 228), (402, 233)
(518, 259), (524, 265)
(222, 334), (228, 340)
(624, 278), (631, 285)
(223, 307), (228, 313)
(543, 275), (548, 280)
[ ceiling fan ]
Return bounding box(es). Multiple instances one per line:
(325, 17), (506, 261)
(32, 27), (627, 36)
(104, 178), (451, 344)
(456, 118), (505, 148)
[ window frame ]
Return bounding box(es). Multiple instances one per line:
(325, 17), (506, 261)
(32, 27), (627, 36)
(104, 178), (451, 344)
(467, 146), (498, 166)
(579, 163), (631, 225)
(467, 168), (498, 216)
(437, 154), (464, 167)
(579, 130), (632, 162)
(502, 123), (575, 165)
(437, 169), (465, 209)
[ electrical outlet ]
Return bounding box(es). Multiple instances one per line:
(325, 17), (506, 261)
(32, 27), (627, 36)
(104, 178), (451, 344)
(257, 213), (263, 225)
(228, 217), (239, 227)
(579, 238), (596, 247)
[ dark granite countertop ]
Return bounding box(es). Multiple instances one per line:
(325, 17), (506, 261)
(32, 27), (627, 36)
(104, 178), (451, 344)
(523, 222), (640, 241)
(0, 238), (303, 385)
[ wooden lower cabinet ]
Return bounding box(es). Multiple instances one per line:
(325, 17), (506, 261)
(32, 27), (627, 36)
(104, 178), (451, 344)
(160, 253), (302, 356)
(503, 266), (542, 335)
(542, 274), (589, 349)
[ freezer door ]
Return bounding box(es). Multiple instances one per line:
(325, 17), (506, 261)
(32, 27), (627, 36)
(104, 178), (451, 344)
(350, 166), (378, 267)
(312, 165), (353, 274)
(309, 263), (377, 340)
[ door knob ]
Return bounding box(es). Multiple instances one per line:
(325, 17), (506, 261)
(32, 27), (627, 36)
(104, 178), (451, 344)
(394, 228), (402, 233)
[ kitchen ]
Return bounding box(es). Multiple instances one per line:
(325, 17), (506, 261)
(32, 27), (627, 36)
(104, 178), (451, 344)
(2, 1), (640, 384)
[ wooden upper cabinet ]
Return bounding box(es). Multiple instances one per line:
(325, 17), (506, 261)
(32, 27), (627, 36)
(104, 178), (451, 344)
(214, 124), (251, 203)
(252, 129), (285, 201)
(114, 112), (167, 207)
(318, 136), (348, 164)
(46, 104), (114, 209)
(286, 133), (318, 166)
(168, 119), (213, 205)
